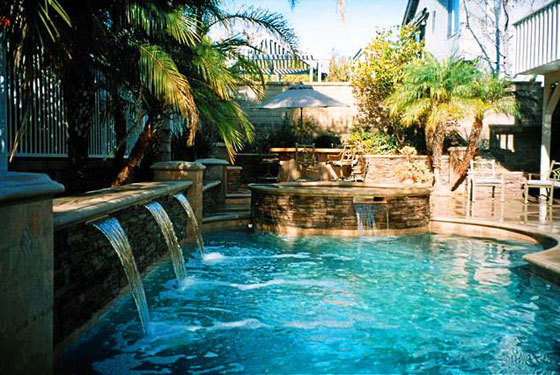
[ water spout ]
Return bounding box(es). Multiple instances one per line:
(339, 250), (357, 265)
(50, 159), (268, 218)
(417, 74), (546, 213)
(173, 193), (205, 256)
(144, 201), (187, 282)
(92, 217), (150, 333)
(354, 202), (389, 236)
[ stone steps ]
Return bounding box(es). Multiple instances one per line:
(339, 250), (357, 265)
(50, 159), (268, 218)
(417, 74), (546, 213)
(225, 192), (251, 206)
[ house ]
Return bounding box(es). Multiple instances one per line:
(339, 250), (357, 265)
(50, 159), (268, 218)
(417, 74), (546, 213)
(402, 0), (551, 76)
(402, 0), (555, 174)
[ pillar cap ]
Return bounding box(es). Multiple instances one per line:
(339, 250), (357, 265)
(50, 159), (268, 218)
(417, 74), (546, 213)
(196, 158), (229, 166)
(0, 172), (65, 205)
(151, 161), (206, 171)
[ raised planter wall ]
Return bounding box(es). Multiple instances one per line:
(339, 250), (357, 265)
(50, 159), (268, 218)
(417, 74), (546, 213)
(53, 182), (193, 347)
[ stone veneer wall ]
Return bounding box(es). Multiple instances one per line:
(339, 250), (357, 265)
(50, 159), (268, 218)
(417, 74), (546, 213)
(365, 155), (450, 185)
(251, 190), (430, 233)
(53, 190), (191, 345)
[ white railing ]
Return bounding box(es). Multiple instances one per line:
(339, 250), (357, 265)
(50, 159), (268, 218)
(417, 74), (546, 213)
(515, 0), (560, 75)
(3, 42), (138, 159)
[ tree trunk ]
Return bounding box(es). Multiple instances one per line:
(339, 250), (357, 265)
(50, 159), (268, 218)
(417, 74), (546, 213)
(111, 115), (157, 186)
(451, 116), (484, 190)
(110, 87), (127, 177)
(62, 65), (95, 194)
(427, 124), (445, 185)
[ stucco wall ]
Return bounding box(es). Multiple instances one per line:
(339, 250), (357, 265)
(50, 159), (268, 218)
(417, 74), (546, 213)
(237, 82), (358, 137)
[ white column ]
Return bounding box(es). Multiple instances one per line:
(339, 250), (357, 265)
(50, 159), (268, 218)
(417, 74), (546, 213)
(308, 66), (314, 83)
(541, 74), (552, 180)
(317, 61), (322, 83)
(0, 32), (7, 173)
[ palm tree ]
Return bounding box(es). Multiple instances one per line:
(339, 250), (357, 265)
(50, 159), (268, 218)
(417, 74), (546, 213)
(110, 1), (298, 186)
(385, 53), (478, 185)
(451, 74), (518, 190)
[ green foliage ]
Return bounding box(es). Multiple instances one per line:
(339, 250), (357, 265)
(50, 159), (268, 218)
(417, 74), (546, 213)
(352, 25), (423, 143)
(347, 130), (398, 155)
(325, 54), (351, 82)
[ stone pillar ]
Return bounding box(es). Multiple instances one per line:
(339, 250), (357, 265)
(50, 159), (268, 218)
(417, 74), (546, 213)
(0, 32), (8, 173)
(196, 158), (229, 206)
(151, 161), (205, 223)
(0, 172), (64, 375)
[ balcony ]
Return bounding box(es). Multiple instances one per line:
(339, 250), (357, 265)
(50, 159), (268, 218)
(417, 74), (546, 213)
(515, 1), (560, 75)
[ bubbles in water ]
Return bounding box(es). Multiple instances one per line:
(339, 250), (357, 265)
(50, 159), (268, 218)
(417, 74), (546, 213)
(202, 252), (226, 262)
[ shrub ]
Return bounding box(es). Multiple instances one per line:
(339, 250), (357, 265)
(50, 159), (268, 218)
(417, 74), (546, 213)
(348, 130), (398, 155)
(394, 147), (433, 184)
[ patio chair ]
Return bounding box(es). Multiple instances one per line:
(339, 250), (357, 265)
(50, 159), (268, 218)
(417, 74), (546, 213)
(349, 155), (369, 182)
(327, 145), (357, 179)
(295, 143), (317, 168)
(467, 160), (505, 202)
(523, 160), (560, 205)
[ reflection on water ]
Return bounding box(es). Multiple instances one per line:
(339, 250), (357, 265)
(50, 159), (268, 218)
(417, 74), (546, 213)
(59, 232), (560, 374)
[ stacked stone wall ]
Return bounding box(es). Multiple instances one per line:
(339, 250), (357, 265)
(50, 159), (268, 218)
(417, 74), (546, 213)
(53, 189), (192, 345)
(251, 190), (430, 232)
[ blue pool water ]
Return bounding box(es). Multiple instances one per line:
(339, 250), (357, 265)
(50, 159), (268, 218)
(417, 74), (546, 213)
(59, 232), (560, 374)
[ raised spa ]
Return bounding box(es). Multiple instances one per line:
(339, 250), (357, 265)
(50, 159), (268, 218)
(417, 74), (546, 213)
(249, 181), (432, 236)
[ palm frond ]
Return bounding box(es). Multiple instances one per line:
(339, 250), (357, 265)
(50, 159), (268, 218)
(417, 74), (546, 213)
(208, 7), (298, 53)
(138, 43), (198, 131)
(127, 3), (197, 46)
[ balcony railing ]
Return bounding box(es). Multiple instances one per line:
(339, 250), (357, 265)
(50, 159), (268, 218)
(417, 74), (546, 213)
(515, 1), (560, 75)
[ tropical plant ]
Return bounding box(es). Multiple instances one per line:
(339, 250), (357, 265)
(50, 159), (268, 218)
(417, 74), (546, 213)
(352, 25), (423, 147)
(451, 74), (518, 189)
(385, 53), (479, 185)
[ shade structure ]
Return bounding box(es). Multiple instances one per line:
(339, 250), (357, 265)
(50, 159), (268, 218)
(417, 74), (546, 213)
(259, 84), (348, 109)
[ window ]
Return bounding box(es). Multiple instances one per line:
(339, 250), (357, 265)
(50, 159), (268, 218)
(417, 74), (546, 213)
(432, 10), (436, 33)
(447, 0), (460, 37)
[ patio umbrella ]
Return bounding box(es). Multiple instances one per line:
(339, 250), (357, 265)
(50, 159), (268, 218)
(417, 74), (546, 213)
(259, 83), (348, 126)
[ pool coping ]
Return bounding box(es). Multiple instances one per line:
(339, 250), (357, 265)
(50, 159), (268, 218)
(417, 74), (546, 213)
(248, 181), (432, 198)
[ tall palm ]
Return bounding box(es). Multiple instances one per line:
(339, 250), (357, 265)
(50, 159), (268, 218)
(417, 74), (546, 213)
(385, 54), (478, 185)
(451, 74), (518, 189)
(111, 1), (297, 185)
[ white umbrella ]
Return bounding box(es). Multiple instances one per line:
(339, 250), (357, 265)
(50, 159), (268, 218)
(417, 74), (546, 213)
(259, 83), (348, 126)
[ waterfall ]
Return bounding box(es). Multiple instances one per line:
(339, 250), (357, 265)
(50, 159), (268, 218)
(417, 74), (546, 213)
(92, 217), (150, 333)
(144, 201), (187, 282)
(354, 203), (389, 236)
(173, 193), (205, 255)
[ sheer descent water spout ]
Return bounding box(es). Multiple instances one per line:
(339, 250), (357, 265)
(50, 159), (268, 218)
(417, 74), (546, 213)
(92, 217), (150, 333)
(173, 193), (205, 255)
(144, 201), (187, 282)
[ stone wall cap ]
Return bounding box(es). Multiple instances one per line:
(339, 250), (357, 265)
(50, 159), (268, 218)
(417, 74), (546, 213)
(151, 161), (206, 171)
(53, 180), (192, 229)
(196, 158), (230, 166)
(0, 172), (65, 205)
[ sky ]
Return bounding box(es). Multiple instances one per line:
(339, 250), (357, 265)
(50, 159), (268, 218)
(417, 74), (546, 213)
(222, 0), (408, 59)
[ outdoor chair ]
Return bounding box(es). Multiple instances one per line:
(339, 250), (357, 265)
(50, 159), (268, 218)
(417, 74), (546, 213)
(467, 160), (505, 202)
(295, 143), (317, 168)
(349, 155), (368, 182)
(327, 145), (358, 179)
(523, 160), (560, 205)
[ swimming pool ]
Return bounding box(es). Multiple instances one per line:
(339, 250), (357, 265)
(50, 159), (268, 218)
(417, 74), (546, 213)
(58, 232), (560, 374)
